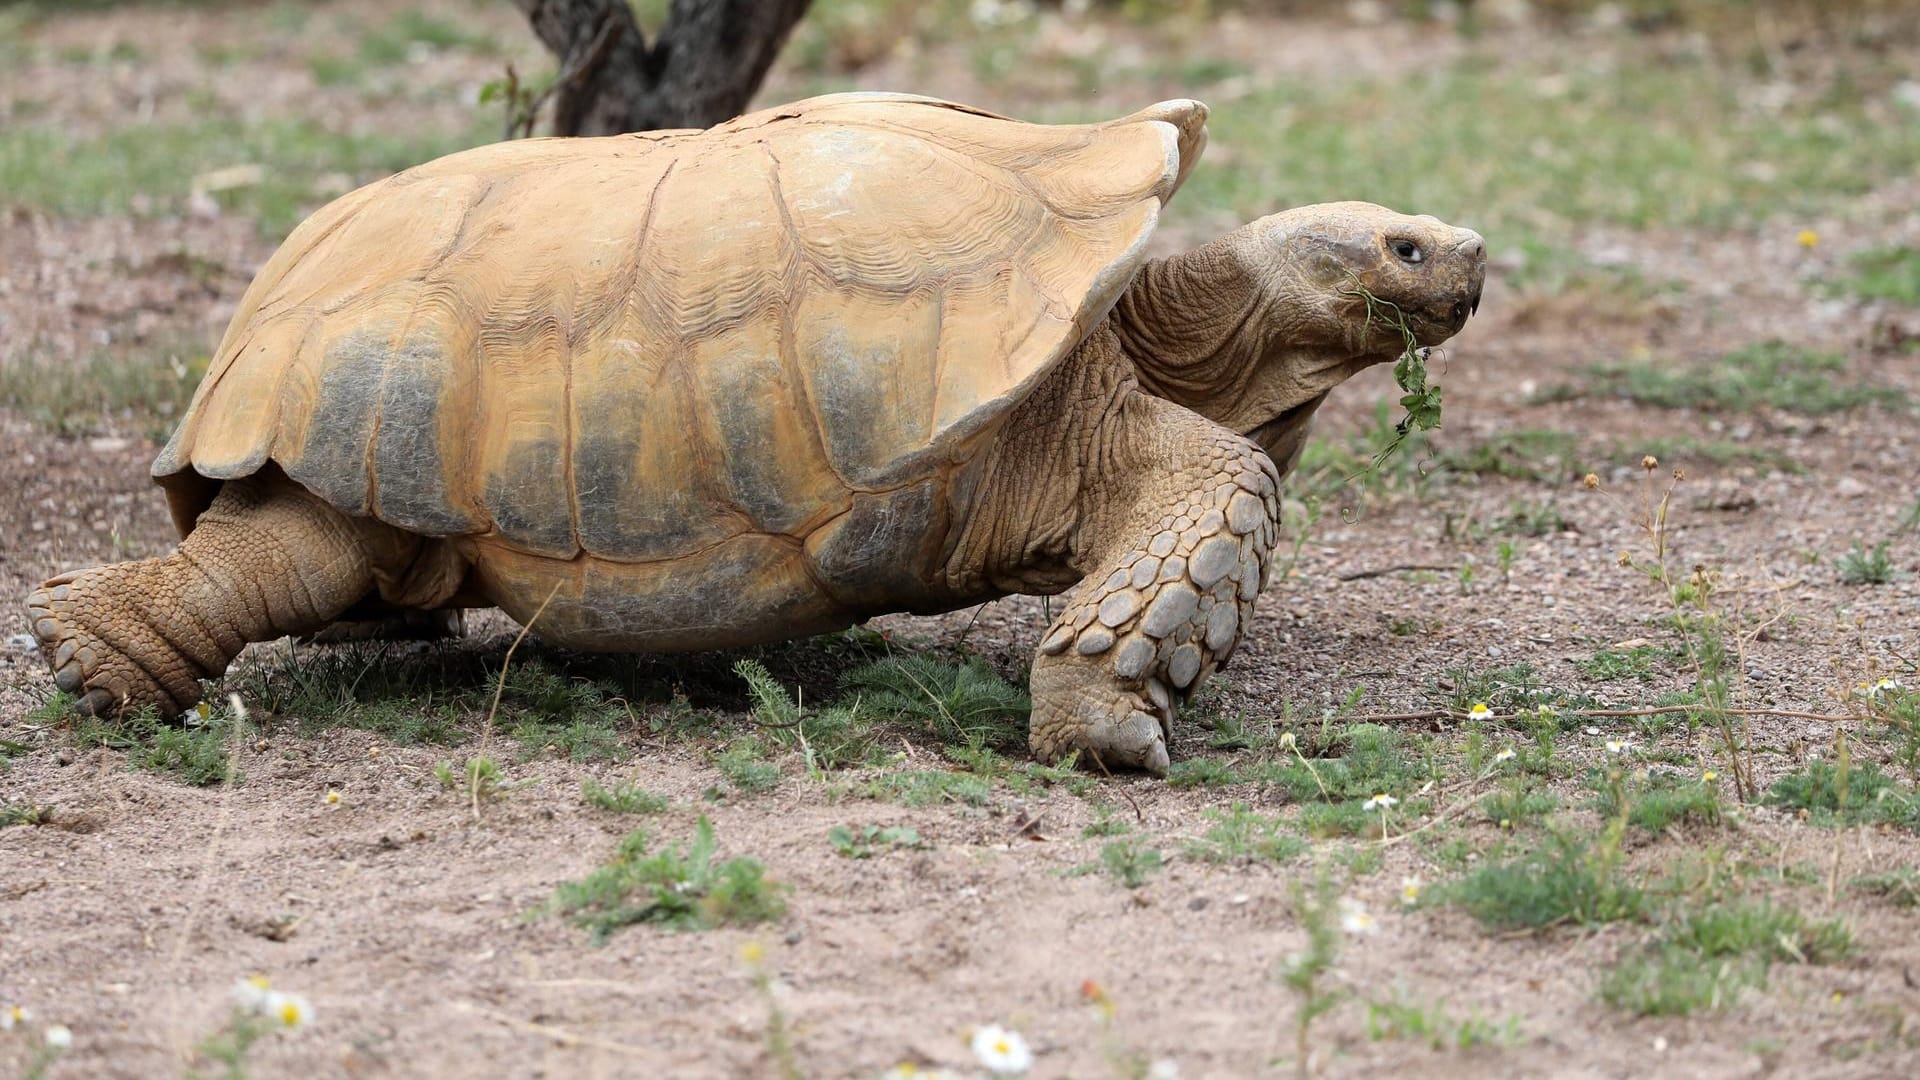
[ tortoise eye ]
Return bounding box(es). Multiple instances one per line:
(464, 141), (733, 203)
(1390, 239), (1423, 264)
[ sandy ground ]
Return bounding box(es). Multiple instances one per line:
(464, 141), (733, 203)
(4, 2), (1920, 1078)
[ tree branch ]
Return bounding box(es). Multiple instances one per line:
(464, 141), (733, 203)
(510, 0), (813, 136)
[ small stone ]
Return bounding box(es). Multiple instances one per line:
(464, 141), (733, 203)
(1113, 636), (1155, 679)
(1141, 583), (1201, 638)
(1226, 490), (1267, 534)
(1169, 644), (1202, 688)
(1189, 535), (1240, 588)
(1076, 627), (1116, 655)
(1130, 557), (1161, 589)
(1098, 590), (1142, 627)
(1206, 603), (1240, 652)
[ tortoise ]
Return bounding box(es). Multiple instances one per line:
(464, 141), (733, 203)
(25, 92), (1484, 774)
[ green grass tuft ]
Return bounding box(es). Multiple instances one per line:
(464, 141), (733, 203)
(546, 818), (786, 942)
(1764, 760), (1920, 829)
(859, 769), (991, 807)
(1836, 541), (1896, 585)
(582, 778), (670, 815)
(1444, 833), (1645, 930)
(72, 705), (238, 787)
(827, 824), (923, 858)
(839, 654), (1029, 749)
(1603, 900), (1851, 1016)
(711, 741), (782, 797)
(1167, 757), (1241, 789)
(1077, 836), (1163, 889)
(1184, 803), (1308, 865)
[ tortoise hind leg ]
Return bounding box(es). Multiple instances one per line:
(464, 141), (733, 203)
(25, 474), (419, 717)
(1026, 399), (1279, 775)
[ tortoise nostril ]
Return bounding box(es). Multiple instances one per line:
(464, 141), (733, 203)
(1457, 234), (1484, 260)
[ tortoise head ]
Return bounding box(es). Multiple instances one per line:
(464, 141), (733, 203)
(1252, 200), (1486, 355)
(1114, 200), (1486, 464)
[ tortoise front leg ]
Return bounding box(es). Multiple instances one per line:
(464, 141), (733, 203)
(1027, 403), (1279, 775)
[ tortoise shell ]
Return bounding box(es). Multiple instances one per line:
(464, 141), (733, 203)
(153, 93), (1207, 574)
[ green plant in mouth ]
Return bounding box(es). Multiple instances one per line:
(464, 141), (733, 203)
(1344, 279), (1442, 469)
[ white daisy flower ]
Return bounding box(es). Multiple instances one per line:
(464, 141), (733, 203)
(1147, 1060), (1181, 1080)
(971, 1024), (1032, 1075)
(231, 976), (272, 1011)
(1400, 877), (1424, 906)
(2, 1005), (28, 1030)
(1363, 793), (1398, 811)
(1339, 898), (1378, 935)
(1467, 703), (1492, 720)
(44, 1024), (73, 1049)
(1492, 747), (1516, 764)
(1605, 739), (1631, 755)
(262, 991), (314, 1029)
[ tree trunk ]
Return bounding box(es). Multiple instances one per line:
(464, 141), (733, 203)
(512, 0), (813, 136)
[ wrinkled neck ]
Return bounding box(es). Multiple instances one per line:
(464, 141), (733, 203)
(1111, 231), (1359, 440)
(1111, 235), (1270, 415)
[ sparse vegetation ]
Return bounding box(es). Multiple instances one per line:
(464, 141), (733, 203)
(1365, 988), (1522, 1050)
(0, 804), (52, 827)
(1558, 341), (1906, 414)
(1835, 246), (1920, 306)
(1444, 832), (1646, 931)
(839, 653), (1029, 749)
(581, 778), (670, 815)
(1074, 836), (1163, 889)
(546, 818), (786, 942)
(1183, 803), (1308, 866)
(1602, 900), (1851, 1016)
(1836, 540), (1896, 585)
(69, 704), (238, 787)
(827, 823), (923, 858)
